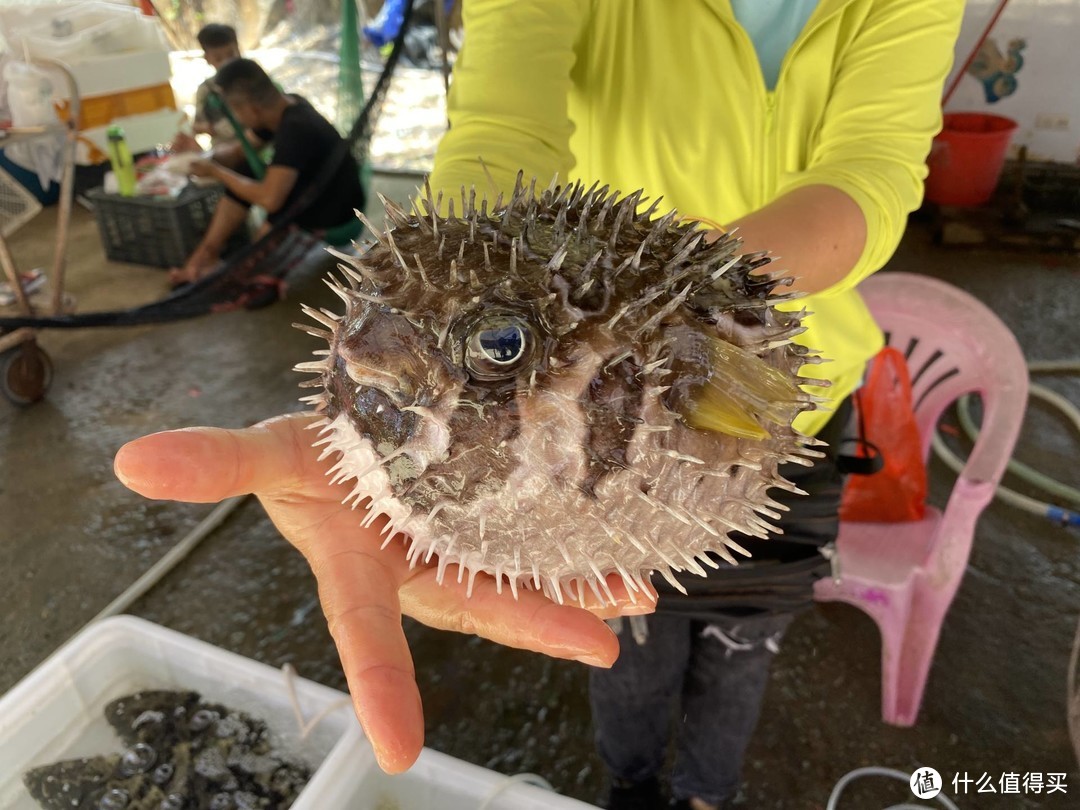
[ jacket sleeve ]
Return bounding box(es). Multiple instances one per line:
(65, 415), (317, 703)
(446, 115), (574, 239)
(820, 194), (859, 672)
(779, 0), (965, 290)
(427, 0), (587, 204)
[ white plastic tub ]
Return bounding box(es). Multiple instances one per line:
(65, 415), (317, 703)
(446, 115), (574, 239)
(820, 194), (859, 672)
(0, 616), (370, 809)
(355, 749), (600, 809)
(0, 616), (598, 809)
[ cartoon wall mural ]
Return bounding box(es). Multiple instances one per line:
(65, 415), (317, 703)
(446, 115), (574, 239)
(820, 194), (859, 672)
(945, 0), (1080, 164)
(967, 37), (1026, 103)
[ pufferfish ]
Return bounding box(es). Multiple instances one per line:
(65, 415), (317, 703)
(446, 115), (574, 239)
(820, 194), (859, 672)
(294, 174), (827, 607)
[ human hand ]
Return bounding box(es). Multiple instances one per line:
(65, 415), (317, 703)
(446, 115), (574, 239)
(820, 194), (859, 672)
(188, 158), (216, 178)
(169, 132), (200, 154)
(113, 413), (653, 773)
(203, 142), (247, 171)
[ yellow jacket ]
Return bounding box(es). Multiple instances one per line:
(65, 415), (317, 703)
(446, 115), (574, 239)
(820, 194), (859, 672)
(430, 0), (963, 435)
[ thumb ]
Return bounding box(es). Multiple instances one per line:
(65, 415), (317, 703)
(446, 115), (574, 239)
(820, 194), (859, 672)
(114, 414), (321, 503)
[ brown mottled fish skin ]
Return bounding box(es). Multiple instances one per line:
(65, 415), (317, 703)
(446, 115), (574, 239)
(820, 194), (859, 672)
(295, 174), (827, 606)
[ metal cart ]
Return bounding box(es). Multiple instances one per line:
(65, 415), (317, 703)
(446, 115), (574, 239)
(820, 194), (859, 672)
(0, 59), (78, 404)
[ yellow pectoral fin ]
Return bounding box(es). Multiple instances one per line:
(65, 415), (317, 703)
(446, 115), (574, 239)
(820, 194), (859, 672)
(685, 383), (771, 439)
(683, 336), (804, 439)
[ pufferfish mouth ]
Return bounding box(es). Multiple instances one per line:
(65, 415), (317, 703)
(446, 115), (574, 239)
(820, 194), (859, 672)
(343, 362), (417, 409)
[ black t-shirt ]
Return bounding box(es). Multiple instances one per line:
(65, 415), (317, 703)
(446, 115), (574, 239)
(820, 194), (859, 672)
(255, 96), (365, 230)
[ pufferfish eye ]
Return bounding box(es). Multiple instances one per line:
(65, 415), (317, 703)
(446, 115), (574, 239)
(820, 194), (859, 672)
(464, 314), (537, 381)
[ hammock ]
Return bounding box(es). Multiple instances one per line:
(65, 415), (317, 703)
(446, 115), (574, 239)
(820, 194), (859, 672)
(0, 0), (415, 331)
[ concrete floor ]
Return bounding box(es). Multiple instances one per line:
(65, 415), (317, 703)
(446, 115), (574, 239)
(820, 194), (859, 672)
(2, 174), (1079, 809)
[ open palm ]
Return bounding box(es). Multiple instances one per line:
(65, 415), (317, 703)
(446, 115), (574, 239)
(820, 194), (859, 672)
(114, 412), (652, 772)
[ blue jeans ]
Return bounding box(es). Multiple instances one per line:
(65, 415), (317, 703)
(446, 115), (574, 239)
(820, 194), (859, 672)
(590, 612), (792, 806)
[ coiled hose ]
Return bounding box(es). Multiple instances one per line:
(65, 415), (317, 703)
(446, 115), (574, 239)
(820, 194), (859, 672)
(931, 361), (1080, 528)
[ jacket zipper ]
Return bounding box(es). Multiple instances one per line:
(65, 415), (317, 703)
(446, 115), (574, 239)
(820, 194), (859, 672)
(763, 91), (777, 204)
(720, 0), (851, 206)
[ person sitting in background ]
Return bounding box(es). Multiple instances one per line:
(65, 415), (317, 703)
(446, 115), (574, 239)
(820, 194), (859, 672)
(171, 23), (242, 153)
(168, 57), (365, 287)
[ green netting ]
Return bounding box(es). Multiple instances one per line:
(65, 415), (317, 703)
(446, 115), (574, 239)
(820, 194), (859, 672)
(338, 0), (372, 200)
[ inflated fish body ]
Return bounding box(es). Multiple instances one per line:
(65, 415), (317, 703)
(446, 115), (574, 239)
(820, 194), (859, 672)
(297, 176), (825, 605)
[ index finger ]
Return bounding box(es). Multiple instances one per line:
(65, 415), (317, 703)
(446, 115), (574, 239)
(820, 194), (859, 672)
(309, 533), (424, 774)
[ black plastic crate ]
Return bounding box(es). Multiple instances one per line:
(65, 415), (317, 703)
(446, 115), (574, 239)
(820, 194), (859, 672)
(88, 184), (226, 268)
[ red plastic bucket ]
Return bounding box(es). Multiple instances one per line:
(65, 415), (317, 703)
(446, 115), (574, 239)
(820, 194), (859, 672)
(924, 112), (1018, 206)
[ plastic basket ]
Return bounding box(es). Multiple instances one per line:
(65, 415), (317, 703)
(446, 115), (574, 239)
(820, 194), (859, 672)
(87, 184), (224, 268)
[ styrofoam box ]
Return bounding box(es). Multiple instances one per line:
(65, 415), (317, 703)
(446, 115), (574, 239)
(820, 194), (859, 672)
(0, 616), (598, 809)
(76, 107), (185, 165)
(63, 50), (173, 99)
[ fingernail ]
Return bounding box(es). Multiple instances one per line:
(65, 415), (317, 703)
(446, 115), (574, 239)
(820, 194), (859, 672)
(373, 748), (394, 773)
(113, 464), (132, 488)
(573, 652), (612, 668)
(619, 603), (655, 615)
(112, 445), (135, 486)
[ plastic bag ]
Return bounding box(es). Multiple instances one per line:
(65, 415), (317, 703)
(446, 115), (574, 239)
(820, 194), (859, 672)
(839, 346), (928, 522)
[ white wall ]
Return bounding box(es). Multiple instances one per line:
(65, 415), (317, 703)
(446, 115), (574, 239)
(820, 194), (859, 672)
(945, 0), (1080, 163)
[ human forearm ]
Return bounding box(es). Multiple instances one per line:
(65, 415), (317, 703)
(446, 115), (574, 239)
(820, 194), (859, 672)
(718, 185), (867, 295)
(202, 161), (296, 213)
(205, 164), (267, 208)
(209, 142), (246, 169)
(428, 0), (585, 201)
(737, 0), (962, 293)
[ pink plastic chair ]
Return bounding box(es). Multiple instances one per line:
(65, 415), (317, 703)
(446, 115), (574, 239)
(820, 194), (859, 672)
(814, 271), (1028, 726)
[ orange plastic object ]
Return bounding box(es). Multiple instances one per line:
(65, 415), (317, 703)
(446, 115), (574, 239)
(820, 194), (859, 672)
(55, 82), (176, 131)
(839, 347), (928, 523)
(924, 112), (1018, 207)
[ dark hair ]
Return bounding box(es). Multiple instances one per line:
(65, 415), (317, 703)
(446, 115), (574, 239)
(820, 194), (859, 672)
(196, 23), (238, 50)
(214, 58), (280, 106)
